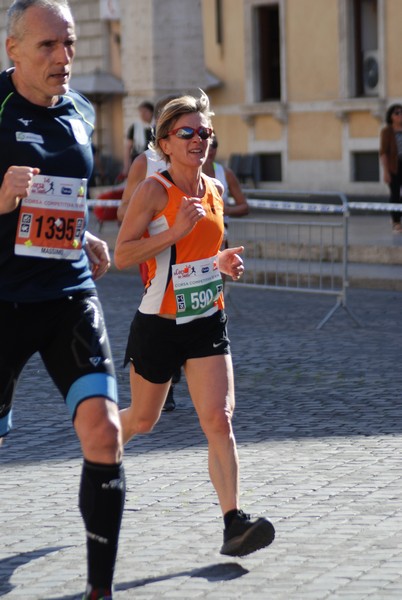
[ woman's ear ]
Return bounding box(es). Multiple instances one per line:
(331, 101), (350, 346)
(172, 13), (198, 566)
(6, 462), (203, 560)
(159, 138), (171, 159)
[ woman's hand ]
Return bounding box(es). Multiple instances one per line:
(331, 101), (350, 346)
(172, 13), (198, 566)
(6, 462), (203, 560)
(172, 196), (206, 240)
(218, 246), (245, 280)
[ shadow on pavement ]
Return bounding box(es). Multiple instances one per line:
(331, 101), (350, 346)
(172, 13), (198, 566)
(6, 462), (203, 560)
(0, 547), (65, 597)
(49, 562), (249, 600)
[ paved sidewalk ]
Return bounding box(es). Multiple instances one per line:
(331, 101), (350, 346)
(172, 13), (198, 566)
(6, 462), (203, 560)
(1, 271), (402, 599)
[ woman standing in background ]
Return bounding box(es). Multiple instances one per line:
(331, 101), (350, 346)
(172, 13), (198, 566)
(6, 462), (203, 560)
(380, 103), (402, 233)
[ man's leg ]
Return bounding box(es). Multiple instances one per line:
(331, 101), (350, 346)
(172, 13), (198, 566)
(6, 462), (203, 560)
(0, 302), (32, 443)
(74, 397), (125, 599)
(0, 366), (17, 441)
(42, 294), (125, 598)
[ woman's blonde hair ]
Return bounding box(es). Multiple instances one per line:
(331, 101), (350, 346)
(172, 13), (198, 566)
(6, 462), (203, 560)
(151, 89), (214, 163)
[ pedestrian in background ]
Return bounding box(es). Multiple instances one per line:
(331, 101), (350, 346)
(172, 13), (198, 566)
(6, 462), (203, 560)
(380, 103), (402, 233)
(122, 100), (154, 177)
(203, 133), (249, 248)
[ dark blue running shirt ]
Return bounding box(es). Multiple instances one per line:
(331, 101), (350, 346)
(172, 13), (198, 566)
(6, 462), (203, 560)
(0, 68), (96, 302)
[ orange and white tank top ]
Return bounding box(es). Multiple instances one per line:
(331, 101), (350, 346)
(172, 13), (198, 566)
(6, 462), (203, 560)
(138, 171), (225, 322)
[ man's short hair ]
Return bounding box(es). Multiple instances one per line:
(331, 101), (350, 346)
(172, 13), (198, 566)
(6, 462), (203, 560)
(138, 101), (154, 114)
(7, 0), (71, 37)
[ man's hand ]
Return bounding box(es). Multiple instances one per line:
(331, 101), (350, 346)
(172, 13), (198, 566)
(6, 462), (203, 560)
(0, 166), (40, 214)
(84, 231), (111, 280)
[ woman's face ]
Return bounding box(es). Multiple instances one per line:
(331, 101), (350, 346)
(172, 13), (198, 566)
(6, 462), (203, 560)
(161, 112), (212, 169)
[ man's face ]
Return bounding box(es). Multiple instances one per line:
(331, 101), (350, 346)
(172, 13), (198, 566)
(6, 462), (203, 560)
(6, 5), (76, 107)
(139, 106), (153, 124)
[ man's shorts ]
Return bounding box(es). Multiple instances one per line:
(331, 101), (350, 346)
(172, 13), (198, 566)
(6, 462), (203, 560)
(124, 309), (231, 383)
(0, 291), (117, 437)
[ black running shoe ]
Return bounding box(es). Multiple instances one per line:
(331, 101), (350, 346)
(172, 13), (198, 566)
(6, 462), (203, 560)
(220, 510), (275, 557)
(162, 386), (176, 412)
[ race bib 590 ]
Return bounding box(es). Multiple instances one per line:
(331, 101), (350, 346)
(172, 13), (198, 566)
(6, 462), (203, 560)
(172, 255), (223, 324)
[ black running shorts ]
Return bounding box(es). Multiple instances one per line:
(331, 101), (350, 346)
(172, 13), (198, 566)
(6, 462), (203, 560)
(124, 309), (231, 383)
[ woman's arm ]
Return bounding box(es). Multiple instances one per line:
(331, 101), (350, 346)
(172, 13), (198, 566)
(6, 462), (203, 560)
(114, 178), (206, 270)
(224, 168), (249, 216)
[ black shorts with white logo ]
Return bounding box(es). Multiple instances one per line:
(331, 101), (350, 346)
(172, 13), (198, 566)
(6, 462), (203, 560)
(0, 291), (117, 436)
(124, 309), (231, 383)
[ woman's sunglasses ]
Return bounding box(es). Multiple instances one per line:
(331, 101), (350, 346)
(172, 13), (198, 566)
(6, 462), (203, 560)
(394, 109), (402, 116)
(167, 126), (213, 140)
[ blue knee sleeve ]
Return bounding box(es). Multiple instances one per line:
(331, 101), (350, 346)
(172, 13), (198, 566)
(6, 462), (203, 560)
(0, 410), (12, 437)
(66, 373), (118, 420)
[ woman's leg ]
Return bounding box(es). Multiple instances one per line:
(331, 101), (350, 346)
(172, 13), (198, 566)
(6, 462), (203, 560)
(185, 354), (239, 514)
(185, 353), (275, 556)
(389, 170), (402, 225)
(120, 364), (171, 444)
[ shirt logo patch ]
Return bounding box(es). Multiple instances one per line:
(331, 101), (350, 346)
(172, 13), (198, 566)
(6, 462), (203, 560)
(18, 118), (32, 127)
(69, 119), (89, 145)
(16, 131), (44, 144)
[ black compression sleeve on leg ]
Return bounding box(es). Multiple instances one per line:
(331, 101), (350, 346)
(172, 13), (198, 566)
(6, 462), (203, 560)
(79, 459), (126, 589)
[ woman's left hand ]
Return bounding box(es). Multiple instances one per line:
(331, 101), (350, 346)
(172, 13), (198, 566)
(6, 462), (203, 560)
(218, 246), (245, 280)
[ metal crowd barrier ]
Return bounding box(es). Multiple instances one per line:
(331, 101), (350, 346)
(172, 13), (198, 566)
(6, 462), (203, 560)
(88, 194), (402, 329)
(225, 190), (361, 329)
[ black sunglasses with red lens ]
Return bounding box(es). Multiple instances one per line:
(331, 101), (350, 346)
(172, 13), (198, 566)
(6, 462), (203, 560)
(167, 126), (213, 140)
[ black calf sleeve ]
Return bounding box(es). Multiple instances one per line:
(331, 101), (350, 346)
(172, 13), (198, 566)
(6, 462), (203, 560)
(79, 459), (125, 589)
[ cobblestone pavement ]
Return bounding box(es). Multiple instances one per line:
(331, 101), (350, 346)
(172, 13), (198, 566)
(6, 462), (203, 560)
(1, 271), (402, 599)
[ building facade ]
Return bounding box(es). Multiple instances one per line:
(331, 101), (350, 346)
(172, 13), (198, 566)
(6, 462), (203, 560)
(0, 0), (399, 195)
(203, 0), (400, 195)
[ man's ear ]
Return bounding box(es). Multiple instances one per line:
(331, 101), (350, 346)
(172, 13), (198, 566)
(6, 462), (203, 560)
(6, 36), (19, 63)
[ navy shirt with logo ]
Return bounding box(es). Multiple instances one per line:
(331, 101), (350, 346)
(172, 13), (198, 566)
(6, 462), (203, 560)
(0, 68), (96, 302)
